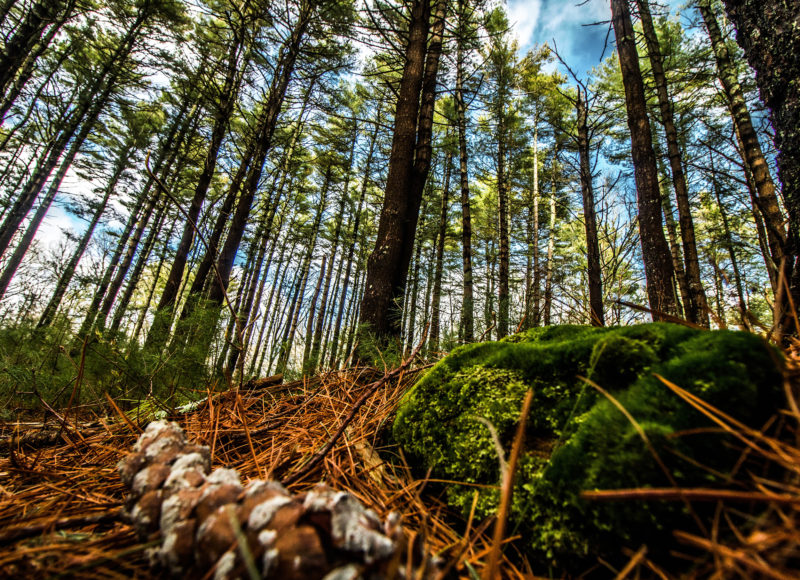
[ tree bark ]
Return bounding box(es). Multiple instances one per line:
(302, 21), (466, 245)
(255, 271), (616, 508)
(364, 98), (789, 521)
(455, 0), (474, 342)
(637, 0), (709, 326)
(719, 0), (800, 335)
(544, 170), (557, 325)
(207, 1), (316, 308)
(358, 0), (434, 340)
(302, 256), (326, 374)
(430, 148), (452, 350)
(611, 0), (677, 318)
(497, 105), (510, 337)
(576, 88), (604, 326)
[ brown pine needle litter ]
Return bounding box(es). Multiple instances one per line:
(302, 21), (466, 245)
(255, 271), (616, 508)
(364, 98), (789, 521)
(0, 366), (529, 579)
(1, 341), (800, 579)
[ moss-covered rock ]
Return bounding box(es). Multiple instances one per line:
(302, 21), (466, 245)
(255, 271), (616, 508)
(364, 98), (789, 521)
(392, 323), (784, 568)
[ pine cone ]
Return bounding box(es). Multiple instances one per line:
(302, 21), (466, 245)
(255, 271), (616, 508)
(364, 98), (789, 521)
(118, 420), (440, 579)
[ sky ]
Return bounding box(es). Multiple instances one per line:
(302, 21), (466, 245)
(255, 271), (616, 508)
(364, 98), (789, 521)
(506, 0), (684, 79)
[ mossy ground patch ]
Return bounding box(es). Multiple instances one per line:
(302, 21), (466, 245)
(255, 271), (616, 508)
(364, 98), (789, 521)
(393, 323), (784, 567)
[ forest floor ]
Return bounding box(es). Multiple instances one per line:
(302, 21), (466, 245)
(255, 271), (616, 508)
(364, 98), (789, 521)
(0, 351), (799, 579)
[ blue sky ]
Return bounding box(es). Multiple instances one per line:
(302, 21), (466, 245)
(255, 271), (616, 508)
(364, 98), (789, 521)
(507, 0), (685, 78)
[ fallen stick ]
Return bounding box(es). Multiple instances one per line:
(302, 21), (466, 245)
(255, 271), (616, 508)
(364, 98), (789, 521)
(0, 508), (124, 545)
(581, 487), (800, 505)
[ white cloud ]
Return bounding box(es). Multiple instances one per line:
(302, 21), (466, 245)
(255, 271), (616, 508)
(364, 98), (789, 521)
(508, 0), (612, 75)
(507, 0), (543, 49)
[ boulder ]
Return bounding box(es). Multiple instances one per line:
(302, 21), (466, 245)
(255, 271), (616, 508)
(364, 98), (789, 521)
(393, 323), (783, 566)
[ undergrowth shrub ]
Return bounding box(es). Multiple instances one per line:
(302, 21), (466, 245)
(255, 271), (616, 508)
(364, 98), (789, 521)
(0, 312), (222, 419)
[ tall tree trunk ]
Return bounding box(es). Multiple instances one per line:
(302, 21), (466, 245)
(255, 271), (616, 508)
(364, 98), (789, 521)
(147, 31), (245, 347)
(485, 238), (495, 337)
(576, 88), (604, 326)
(611, 0), (677, 318)
(429, 148), (451, 350)
(638, 0), (708, 326)
(0, 3), (151, 261)
(497, 112), (510, 337)
(227, 214), (279, 377)
(699, 1), (786, 281)
(404, 0), (447, 308)
(660, 174), (689, 318)
(532, 168), (541, 327)
(302, 256), (326, 374)
(359, 0), (435, 340)
(455, 0), (474, 342)
(720, 0), (800, 335)
(544, 171), (557, 325)
(207, 1), (316, 308)
(524, 120), (539, 330)
(37, 142), (131, 328)
(404, 238), (424, 355)
(307, 126), (356, 372)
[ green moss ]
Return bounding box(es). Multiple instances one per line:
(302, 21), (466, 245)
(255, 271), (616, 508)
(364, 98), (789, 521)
(392, 323), (783, 569)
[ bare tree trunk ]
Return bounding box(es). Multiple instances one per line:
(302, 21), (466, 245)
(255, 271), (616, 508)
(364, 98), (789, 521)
(638, 0), (709, 326)
(576, 89), (604, 325)
(359, 0), (440, 340)
(720, 0), (800, 337)
(429, 148), (452, 350)
(524, 120), (539, 330)
(611, 0), (677, 318)
(455, 0), (474, 342)
(497, 112), (510, 337)
(302, 256), (326, 374)
(544, 170), (556, 325)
